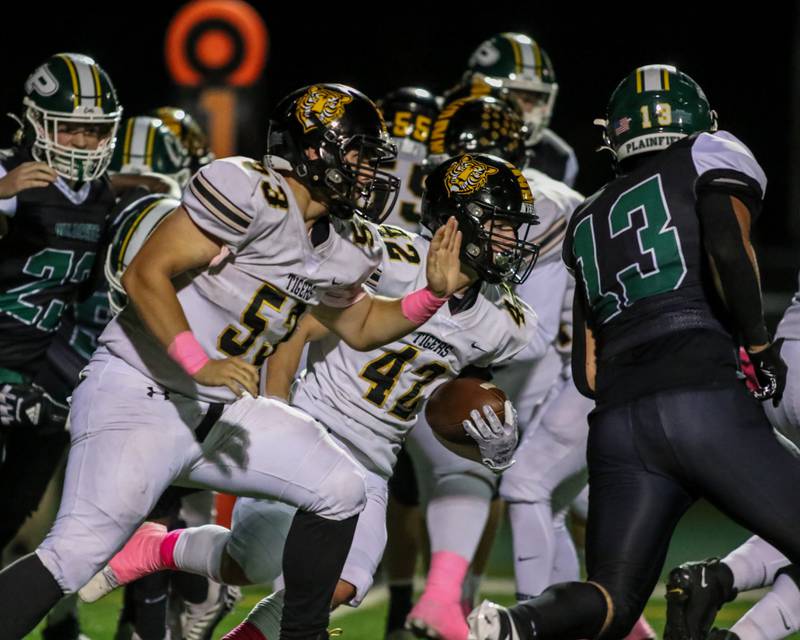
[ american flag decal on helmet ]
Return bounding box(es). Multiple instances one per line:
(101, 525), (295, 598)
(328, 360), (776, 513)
(614, 117), (631, 135)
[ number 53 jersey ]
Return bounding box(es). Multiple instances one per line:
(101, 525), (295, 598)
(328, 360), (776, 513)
(292, 225), (541, 479)
(563, 130), (767, 358)
(100, 157), (382, 403)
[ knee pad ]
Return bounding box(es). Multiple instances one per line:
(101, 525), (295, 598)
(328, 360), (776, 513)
(314, 462), (367, 521)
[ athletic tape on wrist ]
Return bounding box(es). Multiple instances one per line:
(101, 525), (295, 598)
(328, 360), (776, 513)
(168, 331), (210, 376)
(400, 287), (449, 325)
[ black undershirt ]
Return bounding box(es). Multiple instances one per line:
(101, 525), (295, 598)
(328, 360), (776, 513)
(594, 329), (739, 409)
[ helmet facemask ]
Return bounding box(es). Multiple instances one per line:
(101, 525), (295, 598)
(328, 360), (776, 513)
(315, 126), (400, 222)
(24, 98), (120, 182)
(460, 199), (540, 284)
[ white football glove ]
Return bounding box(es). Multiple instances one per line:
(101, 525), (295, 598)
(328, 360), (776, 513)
(462, 400), (518, 473)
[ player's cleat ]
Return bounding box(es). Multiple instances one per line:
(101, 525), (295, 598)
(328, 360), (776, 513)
(406, 594), (470, 639)
(664, 559), (736, 640)
(41, 613), (92, 640)
(79, 522), (171, 603)
(467, 600), (522, 640)
(181, 581), (242, 640)
(706, 630), (740, 640)
(624, 614), (657, 639)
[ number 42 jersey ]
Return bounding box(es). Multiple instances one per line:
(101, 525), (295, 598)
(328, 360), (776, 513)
(563, 130), (767, 358)
(293, 224), (540, 479)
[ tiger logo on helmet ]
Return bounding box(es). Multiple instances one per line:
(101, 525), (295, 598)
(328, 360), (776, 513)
(444, 154), (499, 195)
(295, 85), (354, 133)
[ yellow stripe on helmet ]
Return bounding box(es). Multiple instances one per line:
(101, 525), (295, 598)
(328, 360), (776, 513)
(145, 123), (157, 166)
(117, 200), (162, 272)
(58, 54), (81, 109)
(635, 69), (643, 94)
(122, 119), (135, 165)
(91, 63), (102, 107)
(662, 68), (670, 91)
(508, 36), (523, 73)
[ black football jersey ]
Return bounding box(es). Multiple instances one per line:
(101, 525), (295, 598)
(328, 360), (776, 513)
(0, 148), (115, 376)
(563, 131), (766, 360)
(525, 128), (579, 188)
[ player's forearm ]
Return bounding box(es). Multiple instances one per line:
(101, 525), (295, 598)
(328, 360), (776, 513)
(313, 294), (418, 352)
(571, 287), (596, 399)
(264, 322), (320, 399)
(699, 192), (769, 349)
(122, 266), (192, 349)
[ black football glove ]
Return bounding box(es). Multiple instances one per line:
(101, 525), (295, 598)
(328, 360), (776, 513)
(747, 339), (787, 407)
(0, 383), (69, 432)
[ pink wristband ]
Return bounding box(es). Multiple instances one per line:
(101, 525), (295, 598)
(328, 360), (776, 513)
(168, 331), (210, 376)
(400, 287), (450, 324)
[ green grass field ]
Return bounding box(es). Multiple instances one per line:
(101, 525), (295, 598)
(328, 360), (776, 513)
(27, 500), (800, 639)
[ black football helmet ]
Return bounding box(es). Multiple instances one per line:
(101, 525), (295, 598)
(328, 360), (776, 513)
(421, 153), (539, 284)
(429, 96), (527, 167)
(378, 87), (440, 155)
(266, 83), (400, 222)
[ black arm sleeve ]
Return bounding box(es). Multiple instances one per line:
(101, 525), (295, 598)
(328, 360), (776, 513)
(571, 281), (595, 399)
(458, 365), (493, 381)
(697, 186), (769, 348)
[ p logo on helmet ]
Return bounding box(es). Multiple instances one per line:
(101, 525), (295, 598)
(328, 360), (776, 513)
(295, 86), (354, 133)
(444, 155), (499, 196)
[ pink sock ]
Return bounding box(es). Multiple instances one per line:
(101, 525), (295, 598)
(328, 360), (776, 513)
(624, 615), (656, 640)
(159, 529), (183, 570)
(421, 551), (469, 603)
(223, 621), (268, 640)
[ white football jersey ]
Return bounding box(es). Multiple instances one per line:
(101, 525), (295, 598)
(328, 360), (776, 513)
(381, 140), (427, 233)
(292, 224), (539, 478)
(511, 168), (584, 363)
(100, 156), (382, 402)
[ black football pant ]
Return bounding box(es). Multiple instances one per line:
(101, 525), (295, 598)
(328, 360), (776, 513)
(0, 427), (69, 554)
(511, 382), (800, 640)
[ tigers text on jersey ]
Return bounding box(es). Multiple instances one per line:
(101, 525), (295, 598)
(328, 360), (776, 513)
(563, 130), (767, 359)
(0, 148), (115, 377)
(99, 156), (382, 402)
(292, 224), (539, 478)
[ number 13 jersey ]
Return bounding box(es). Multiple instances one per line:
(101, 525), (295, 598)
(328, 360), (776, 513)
(563, 130), (767, 359)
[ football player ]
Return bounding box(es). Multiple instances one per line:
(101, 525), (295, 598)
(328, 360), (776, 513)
(446, 32), (577, 187)
(407, 94), (596, 639)
(468, 63), (800, 640)
(0, 83), (464, 640)
(80, 153), (541, 640)
(378, 87), (440, 232)
(0, 51), (120, 563)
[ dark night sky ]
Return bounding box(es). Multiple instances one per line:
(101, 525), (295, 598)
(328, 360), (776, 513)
(1, 2), (795, 251)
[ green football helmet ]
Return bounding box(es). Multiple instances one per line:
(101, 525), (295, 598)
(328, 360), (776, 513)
(149, 106), (214, 172)
(596, 64), (718, 163)
(464, 32), (557, 145)
(110, 116), (192, 188)
(22, 53), (122, 181)
(104, 195), (179, 315)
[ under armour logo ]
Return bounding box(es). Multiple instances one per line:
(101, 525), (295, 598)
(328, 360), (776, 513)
(146, 386), (170, 399)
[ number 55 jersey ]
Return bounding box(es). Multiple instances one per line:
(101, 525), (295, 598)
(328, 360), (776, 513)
(292, 224), (540, 479)
(563, 130), (766, 365)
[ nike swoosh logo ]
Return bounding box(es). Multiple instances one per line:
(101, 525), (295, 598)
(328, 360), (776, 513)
(143, 594), (167, 605)
(471, 342), (488, 352)
(780, 609), (792, 631)
(516, 555), (539, 562)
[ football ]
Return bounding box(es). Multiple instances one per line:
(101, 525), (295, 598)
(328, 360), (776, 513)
(425, 377), (507, 446)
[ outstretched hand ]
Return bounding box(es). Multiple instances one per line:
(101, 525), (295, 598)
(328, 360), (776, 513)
(426, 217), (463, 298)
